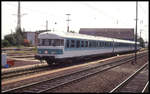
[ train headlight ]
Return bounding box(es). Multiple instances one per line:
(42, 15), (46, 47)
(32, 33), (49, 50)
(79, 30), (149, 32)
(44, 50), (48, 54)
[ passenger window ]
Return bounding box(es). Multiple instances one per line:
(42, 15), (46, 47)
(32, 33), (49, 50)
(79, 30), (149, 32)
(89, 41), (92, 47)
(85, 41), (88, 47)
(66, 40), (70, 48)
(77, 40), (80, 48)
(108, 42), (110, 47)
(93, 41), (95, 47)
(71, 40), (75, 48)
(96, 42), (99, 47)
(100, 42), (103, 47)
(99, 42), (101, 47)
(104, 42), (106, 47)
(81, 41), (84, 47)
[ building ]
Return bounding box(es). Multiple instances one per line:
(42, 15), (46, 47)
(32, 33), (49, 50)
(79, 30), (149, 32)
(79, 28), (134, 41)
(23, 30), (49, 46)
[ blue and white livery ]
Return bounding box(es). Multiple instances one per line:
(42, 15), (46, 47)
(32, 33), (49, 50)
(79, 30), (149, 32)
(35, 31), (140, 65)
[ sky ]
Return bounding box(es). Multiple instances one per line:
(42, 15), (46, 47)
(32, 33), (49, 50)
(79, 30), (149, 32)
(1, 1), (149, 42)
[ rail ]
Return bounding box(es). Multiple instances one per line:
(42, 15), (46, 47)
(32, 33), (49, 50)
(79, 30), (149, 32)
(109, 62), (148, 93)
(142, 81), (149, 93)
(2, 52), (147, 93)
(2, 51), (147, 79)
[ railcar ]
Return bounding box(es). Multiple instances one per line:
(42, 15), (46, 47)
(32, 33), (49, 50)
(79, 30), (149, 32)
(35, 31), (140, 65)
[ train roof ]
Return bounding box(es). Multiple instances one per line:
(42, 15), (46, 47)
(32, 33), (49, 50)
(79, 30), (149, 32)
(39, 31), (137, 44)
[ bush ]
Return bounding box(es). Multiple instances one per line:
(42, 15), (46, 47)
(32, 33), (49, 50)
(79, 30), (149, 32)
(2, 39), (10, 47)
(4, 34), (17, 46)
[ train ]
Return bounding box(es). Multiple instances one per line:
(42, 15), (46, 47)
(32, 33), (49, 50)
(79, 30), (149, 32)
(35, 31), (141, 65)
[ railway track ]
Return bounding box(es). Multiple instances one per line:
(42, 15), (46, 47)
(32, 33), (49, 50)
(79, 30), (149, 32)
(110, 62), (149, 93)
(2, 52), (147, 93)
(2, 51), (147, 80)
(2, 65), (49, 80)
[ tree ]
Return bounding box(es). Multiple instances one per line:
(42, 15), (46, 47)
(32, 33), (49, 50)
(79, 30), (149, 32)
(15, 27), (24, 46)
(70, 30), (75, 33)
(137, 37), (145, 48)
(4, 33), (17, 46)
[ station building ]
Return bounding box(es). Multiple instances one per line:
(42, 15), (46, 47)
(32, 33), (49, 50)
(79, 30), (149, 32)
(23, 30), (48, 46)
(79, 28), (134, 41)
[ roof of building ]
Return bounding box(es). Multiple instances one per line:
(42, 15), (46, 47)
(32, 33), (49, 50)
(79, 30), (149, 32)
(79, 28), (134, 41)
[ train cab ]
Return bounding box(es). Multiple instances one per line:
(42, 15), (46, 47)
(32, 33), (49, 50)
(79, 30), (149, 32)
(35, 32), (65, 65)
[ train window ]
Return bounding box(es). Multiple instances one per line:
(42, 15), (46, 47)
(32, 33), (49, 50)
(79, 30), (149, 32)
(100, 42), (103, 47)
(111, 42), (113, 46)
(109, 42), (111, 46)
(76, 40), (80, 48)
(96, 41), (98, 47)
(116, 43), (118, 46)
(120, 43), (122, 46)
(109, 42), (111, 47)
(95, 41), (98, 47)
(45, 39), (49, 46)
(108, 42), (110, 47)
(48, 39), (52, 46)
(40, 39), (64, 46)
(108, 42), (110, 46)
(103, 42), (105, 47)
(105, 42), (107, 47)
(92, 41), (94, 47)
(90, 41), (92, 47)
(85, 41), (88, 47)
(53, 40), (57, 46)
(107, 42), (109, 47)
(93, 41), (96, 47)
(99, 42), (101, 47)
(92, 41), (95, 47)
(91, 41), (94, 47)
(42, 39), (45, 45)
(71, 40), (75, 48)
(81, 41), (84, 47)
(66, 40), (70, 48)
(53, 39), (60, 46)
(60, 40), (64, 46)
(89, 41), (92, 47)
(106, 42), (109, 47)
(97, 41), (99, 47)
(95, 41), (97, 47)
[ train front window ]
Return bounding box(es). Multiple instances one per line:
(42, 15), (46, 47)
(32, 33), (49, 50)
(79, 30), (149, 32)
(52, 39), (64, 46)
(39, 39), (64, 46)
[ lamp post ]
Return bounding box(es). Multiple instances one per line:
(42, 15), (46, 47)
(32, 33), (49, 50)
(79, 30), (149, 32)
(66, 14), (71, 32)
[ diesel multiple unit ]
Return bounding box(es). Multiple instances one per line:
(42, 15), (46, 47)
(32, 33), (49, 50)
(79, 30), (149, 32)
(35, 31), (140, 65)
